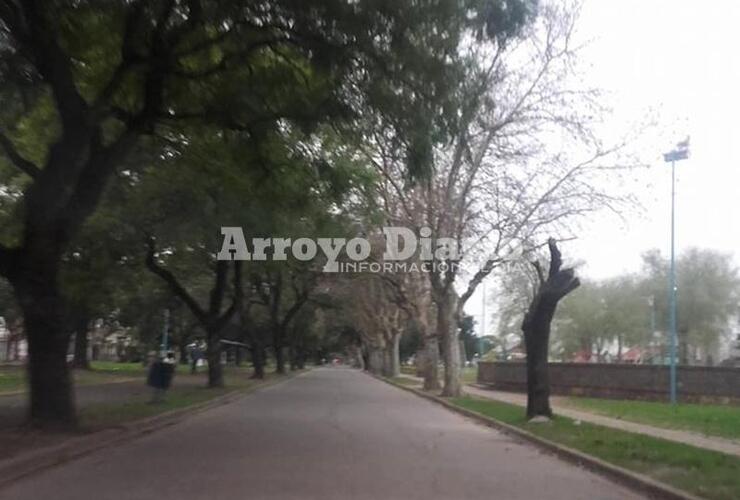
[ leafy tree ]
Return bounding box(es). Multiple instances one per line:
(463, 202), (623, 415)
(552, 276), (652, 362)
(642, 248), (740, 365)
(0, 0), (489, 427)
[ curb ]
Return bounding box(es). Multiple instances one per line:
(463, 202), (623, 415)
(0, 373), (301, 489)
(374, 375), (702, 500)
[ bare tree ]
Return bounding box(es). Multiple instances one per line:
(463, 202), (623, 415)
(363, 1), (639, 397)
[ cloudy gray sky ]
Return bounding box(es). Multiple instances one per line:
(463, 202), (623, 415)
(468, 0), (740, 330)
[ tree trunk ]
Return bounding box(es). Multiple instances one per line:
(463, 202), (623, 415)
(14, 263), (77, 428)
(274, 342), (286, 374)
(439, 295), (461, 397)
(251, 345), (265, 379)
(521, 239), (580, 420)
(382, 344), (392, 376)
(289, 345), (299, 371)
(206, 329), (223, 387)
(422, 336), (441, 391)
(523, 301), (556, 418)
(4, 331), (10, 361)
(361, 348), (370, 371)
(72, 314), (90, 370)
(179, 340), (189, 365)
(387, 334), (401, 377)
(354, 345), (365, 370)
(368, 348), (384, 374)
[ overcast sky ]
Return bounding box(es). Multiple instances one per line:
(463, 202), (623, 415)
(467, 0), (740, 329)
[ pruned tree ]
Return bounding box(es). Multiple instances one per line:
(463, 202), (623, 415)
(521, 238), (579, 419)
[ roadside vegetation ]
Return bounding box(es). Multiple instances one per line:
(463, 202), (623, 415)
(452, 396), (740, 500)
(0, 362), (145, 394)
(563, 397), (740, 441)
(80, 369), (288, 429)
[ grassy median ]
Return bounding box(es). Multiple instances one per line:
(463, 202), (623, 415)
(563, 397), (740, 440)
(80, 366), (288, 429)
(451, 396), (740, 500)
(0, 361), (146, 394)
(80, 377), (262, 429)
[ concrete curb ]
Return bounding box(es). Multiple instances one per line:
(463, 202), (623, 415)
(374, 375), (702, 500)
(0, 373), (301, 489)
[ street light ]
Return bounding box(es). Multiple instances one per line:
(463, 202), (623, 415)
(663, 137), (690, 404)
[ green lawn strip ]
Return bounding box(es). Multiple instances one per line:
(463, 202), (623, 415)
(80, 371), (286, 429)
(0, 367), (24, 392)
(397, 366), (478, 384)
(88, 361), (147, 376)
(451, 396), (740, 500)
(400, 365), (416, 376)
(563, 397), (740, 441)
(461, 367), (478, 384)
(1, 362), (260, 393)
(391, 376), (421, 387)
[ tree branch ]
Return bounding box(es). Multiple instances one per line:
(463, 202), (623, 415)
(145, 237), (208, 324)
(0, 132), (40, 178)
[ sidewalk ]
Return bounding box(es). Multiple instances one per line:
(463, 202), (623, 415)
(400, 374), (740, 458)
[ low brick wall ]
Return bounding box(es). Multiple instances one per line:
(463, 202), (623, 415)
(477, 361), (740, 404)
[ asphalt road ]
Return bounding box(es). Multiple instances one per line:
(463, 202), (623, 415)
(0, 368), (643, 500)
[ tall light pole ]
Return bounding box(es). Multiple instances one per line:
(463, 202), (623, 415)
(663, 137), (689, 404)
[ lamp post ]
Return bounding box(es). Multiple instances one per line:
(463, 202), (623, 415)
(663, 137), (689, 404)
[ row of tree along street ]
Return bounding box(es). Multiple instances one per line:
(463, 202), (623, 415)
(0, 0), (643, 428)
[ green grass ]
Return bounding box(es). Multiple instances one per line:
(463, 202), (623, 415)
(400, 365), (416, 376)
(461, 366), (478, 384)
(451, 396), (740, 500)
(0, 366), (24, 392)
(399, 364), (478, 385)
(80, 385), (233, 428)
(391, 376), (420, 387)
(81, 370), (291, 428)
(0, 361), (263, 394)
(563, 397), (740, 441)
(89, 361), (147, 375)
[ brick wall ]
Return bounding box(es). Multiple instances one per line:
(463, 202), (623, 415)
(477, 362), (740, 404)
